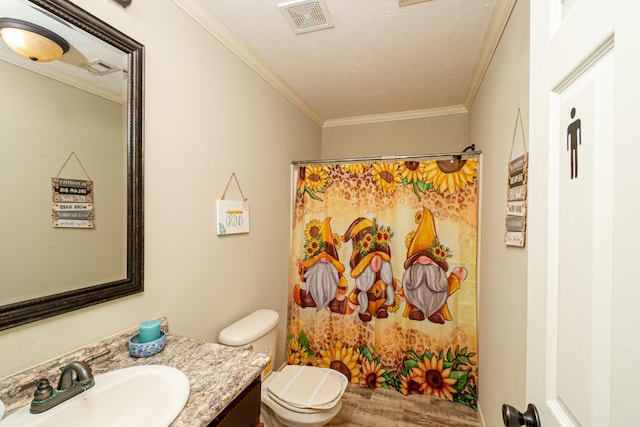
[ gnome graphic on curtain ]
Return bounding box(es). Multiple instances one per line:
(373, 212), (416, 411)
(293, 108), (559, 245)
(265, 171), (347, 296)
(293, 217), (352, 314)
(342, 217), (401, 322)
(401, 207), (468, 324)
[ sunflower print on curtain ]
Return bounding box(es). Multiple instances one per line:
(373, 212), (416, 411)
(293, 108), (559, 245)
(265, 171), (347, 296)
(288, 157), (480, 409)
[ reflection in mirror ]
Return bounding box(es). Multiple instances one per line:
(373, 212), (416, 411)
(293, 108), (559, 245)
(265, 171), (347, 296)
(0, 0), (144, 330)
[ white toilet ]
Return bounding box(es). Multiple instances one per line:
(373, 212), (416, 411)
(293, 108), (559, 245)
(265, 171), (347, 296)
(218, 309), (346, 427)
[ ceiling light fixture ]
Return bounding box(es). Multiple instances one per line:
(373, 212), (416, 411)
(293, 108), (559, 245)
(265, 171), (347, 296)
(0, 18), (69, 62)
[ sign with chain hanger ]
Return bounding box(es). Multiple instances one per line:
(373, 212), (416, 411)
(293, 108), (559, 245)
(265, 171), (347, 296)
(51, 152), (95, 229)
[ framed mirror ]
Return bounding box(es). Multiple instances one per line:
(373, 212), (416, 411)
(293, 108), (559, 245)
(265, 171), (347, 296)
(0, 0), (144, 330)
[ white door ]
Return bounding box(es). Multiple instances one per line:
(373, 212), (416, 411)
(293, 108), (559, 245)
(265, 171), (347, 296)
(526, 1), (640, 426)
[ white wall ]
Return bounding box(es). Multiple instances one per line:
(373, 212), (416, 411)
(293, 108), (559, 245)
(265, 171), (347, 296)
(0, 0), (320, 378)
(321, 113), (469, 158)
(469, 1), (529, 426)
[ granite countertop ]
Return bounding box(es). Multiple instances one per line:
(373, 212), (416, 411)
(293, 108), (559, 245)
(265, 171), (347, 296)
(0, 318), (270, 426)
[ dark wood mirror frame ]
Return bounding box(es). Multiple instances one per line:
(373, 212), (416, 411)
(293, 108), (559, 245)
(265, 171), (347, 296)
(0, 0), (144, 330)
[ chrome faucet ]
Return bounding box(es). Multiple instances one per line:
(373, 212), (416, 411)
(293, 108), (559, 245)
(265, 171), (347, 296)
(22, 349), (109, 414)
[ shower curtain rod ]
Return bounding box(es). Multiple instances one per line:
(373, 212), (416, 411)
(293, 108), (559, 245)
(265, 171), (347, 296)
(291, 150), (482, 166)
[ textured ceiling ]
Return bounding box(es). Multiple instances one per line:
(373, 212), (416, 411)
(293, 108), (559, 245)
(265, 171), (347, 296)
(182, 0), (507, 125)
(3, 0), (510, 124)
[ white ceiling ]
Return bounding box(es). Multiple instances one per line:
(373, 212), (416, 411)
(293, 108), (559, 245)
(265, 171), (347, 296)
(174, 0), (515, 126)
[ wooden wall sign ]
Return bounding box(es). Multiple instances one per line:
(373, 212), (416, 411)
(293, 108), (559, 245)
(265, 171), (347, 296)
(505, 108), (528, 247)
(51, 178), (95, 228)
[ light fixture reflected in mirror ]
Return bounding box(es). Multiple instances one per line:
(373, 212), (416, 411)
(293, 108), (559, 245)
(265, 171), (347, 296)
(0, 17), (69, 62)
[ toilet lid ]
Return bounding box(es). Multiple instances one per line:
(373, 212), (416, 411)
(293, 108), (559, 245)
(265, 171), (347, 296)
(266, 365), (348, 410)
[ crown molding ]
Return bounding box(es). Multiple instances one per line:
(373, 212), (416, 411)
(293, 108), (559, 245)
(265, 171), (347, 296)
(171, 0), (324, 126)
(463, 0), (518, 109)
(322, 105), (468, 128)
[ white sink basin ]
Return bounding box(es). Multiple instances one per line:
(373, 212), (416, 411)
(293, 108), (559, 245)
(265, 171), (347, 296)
(0, 365), (190, 427)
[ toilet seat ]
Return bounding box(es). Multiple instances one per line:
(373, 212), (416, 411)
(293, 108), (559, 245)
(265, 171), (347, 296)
(266, 365), (347, 412)
(261, 370), (344, 427)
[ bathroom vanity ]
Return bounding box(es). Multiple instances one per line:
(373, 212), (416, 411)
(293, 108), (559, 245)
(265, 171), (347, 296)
(0, 318), (269, 426)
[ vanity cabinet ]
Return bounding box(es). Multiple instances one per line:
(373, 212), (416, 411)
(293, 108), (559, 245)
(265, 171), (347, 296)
(208, 378), (261, 427)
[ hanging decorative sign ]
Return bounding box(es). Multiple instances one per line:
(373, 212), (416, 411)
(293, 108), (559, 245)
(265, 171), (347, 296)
(51, 152), (95, 229)
(505, 108), (528, 247)
(216, 172), (250, 235)
(216, 200), (250, 235)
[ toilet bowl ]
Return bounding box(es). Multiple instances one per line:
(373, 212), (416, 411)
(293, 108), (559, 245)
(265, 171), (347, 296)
(218, 310), (346, 427)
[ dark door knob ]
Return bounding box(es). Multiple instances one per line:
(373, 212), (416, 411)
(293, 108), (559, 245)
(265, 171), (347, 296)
(502, 403), (541, 427)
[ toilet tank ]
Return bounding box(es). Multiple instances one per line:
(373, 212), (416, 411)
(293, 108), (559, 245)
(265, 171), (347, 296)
(218, 309), (279, 380)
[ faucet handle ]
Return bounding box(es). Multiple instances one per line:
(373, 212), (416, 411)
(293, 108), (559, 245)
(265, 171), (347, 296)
(32, 380), (54, 401)
(18, 378), (53, 401)
(82, 348), (110, 365)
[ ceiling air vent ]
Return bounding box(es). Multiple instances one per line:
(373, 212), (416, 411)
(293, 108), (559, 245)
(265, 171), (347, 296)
(84, 60), (121, 76)
(278, 0), (334, 35)
(399, 0), (435, 6)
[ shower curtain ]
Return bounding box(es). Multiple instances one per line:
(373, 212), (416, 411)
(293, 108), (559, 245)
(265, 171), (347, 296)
(287, 155), (479, 410)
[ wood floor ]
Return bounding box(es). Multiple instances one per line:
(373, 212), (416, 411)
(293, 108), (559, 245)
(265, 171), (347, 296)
(326, 384), (483, 427)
